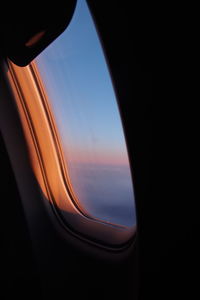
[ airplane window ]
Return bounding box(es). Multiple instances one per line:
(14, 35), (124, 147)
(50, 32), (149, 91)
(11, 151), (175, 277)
(34, 0), (136, 228)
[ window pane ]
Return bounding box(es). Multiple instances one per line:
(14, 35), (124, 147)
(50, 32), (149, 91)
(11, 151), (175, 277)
(35, 0), (136, 227)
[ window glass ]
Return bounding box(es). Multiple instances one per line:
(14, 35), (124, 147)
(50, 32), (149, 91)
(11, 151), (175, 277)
(35, 0), (136, 227)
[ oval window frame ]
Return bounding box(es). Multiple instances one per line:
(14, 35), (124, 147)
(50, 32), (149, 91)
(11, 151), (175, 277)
(5, 60), (136, 249)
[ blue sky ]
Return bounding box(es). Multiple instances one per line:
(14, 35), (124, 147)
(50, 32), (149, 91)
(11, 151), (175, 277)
(35, 0), (136, 226)
(36, 0), (129, 166)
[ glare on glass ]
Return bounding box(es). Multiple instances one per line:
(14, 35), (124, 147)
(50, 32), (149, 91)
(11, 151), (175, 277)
(35, 0), (136, 227)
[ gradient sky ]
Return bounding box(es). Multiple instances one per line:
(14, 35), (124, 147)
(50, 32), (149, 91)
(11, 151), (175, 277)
(35, 0), (130, 166)
(35, 0), (136, 226)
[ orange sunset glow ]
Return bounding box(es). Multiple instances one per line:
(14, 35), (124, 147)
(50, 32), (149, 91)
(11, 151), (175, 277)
(5, 0), (136, 231)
